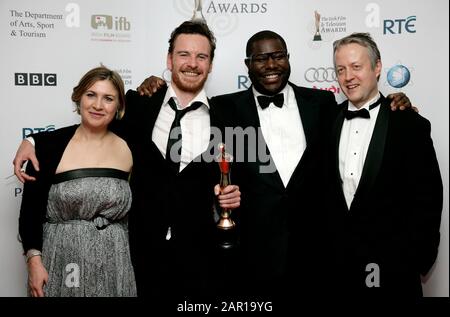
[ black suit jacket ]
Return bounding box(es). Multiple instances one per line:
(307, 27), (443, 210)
(19, 125), (79, 253)
(211, 83), (338, 294)
(328, 95), (443, 297)
(112, 88), (221, 296)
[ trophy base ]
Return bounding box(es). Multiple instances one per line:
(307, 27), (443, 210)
(313, 34), (322, 41)
(217, 228), (237, 250)
(219, 241), (234, 250)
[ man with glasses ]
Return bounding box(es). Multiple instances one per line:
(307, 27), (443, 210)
(137, 30), (411, 297)
(210, 30), (338, 295)
(213, 30), (411, 296)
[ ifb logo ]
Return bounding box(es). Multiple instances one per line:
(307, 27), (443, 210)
(384, 16), (416, 34)
(91, 15), (130, 31)
(15, 73), (57, 86)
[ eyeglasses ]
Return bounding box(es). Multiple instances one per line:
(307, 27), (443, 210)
(246, 51), (289, 64)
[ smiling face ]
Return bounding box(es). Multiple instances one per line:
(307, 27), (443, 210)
(335, 43), (381, 108)
(245, 38), (290, 96)
(167, 33), (212, 95)
(79, 79), (119, 130)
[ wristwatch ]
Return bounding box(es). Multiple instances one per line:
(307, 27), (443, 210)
(25, 249), (42, 263)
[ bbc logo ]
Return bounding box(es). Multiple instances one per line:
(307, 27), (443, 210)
(15, 73), (57, 86)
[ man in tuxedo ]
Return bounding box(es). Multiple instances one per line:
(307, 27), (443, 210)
(210, 31), (338, 295)
(328, 32), (442, 297)
(116, 21), (242, 297)
(136, 30), (412, 297)
(12, 21), (241, 297)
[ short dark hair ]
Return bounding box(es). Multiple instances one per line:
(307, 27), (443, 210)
(168, 21), (216, 61)
(246, 30), (288, 57)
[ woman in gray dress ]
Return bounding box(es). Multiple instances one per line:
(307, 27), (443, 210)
(19, 66), (136, 297)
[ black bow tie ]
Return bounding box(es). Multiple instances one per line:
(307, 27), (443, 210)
(344, 108), (370, 120)
(344, 97), (382, 120)
(257, 93), (284, 109)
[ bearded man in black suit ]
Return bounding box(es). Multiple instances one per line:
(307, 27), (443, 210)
(135, 30), (412, 297)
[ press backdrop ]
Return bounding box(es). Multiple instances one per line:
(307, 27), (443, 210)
(0, 0), (448, 297)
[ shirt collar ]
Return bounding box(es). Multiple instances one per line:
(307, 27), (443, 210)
(163, 83), (210, 109)
(252, 84), (290, 108)
(348, 92), (381, 111)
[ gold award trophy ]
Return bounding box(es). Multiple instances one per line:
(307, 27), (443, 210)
(216, 143), (235, 230)
(313, 10), (322, 41)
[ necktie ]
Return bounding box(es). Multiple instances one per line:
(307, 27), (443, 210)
(165, 97), (203, 173)
(257, 93), (284, 109)
(343, 97), (382, 120)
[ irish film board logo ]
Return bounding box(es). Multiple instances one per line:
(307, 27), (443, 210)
(90, 14), (131, 42)
(91, 15), (130, 31)
(91, 15), (113, 30)
(387, 65), (411, 88)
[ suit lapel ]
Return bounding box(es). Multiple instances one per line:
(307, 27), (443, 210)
(352, 97), (390, 207)
(286, 83), (325, 190)
(146, 87), (166, 137)
(181, 97), (214, 174)
(139, 86), (171, 165)
(292, 83), (316, 145)
(235, 88), (261, 128)
(332, 102), (347, 206)
(236, 88), (285, 190)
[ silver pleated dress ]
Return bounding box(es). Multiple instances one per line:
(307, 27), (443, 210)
(41, 168), (136, 297)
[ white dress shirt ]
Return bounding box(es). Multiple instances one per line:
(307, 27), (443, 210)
(152, 84), (211, 172)
(253, 84), (306, 187)
(339, 93), (381, 209)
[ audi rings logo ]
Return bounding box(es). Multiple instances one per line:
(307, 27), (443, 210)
(304, 67), (337, 83)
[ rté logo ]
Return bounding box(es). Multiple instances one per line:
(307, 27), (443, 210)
(384, 16), (416, 34)
(22, 125), (55, 139)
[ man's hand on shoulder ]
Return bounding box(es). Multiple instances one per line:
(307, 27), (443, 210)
(137, 76), (167, 97)
(387, 92), (419, 112)
(13, 139), (38, 183)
